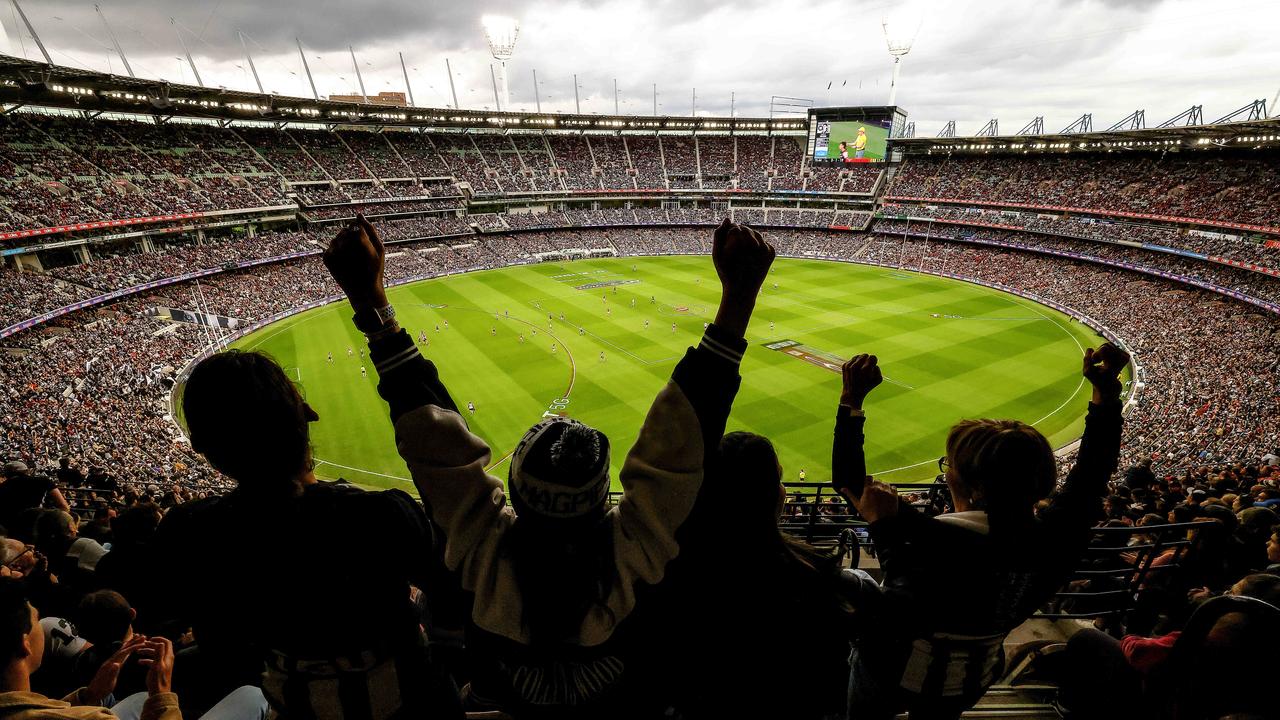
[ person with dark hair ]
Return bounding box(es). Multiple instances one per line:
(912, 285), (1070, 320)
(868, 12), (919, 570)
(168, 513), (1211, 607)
(324, 215), (772, 717)
(33, 511), (107, 599)
(1060, 573), (1280, 719)
(93, 504), (162, 605)
(664, 430), (862, 719)
(142, 349), (462, 719)
(832, 344), (1130, 720)
(0, 577), (179, 719)
(0, 462), (70, 533)
(55, 459), (85, 491)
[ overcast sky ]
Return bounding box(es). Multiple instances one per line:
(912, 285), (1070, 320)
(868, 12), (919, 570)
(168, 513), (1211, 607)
(1, 0), (1276, 133)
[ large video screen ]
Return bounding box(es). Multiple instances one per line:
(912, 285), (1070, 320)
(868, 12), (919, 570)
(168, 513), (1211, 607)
(813, 120), (890, 163)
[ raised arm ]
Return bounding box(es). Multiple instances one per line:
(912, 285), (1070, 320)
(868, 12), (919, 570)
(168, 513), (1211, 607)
(1040, 342), (1130, 528)
(607, 220), (773, 614)
(325, 216), (501, 590)
(832, 354), (882, 499)
(324, 215), (459, 419)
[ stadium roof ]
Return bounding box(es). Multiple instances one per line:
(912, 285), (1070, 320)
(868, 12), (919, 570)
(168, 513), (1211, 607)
(895, 116), (1280, 153)
(0, 55), (806, 133)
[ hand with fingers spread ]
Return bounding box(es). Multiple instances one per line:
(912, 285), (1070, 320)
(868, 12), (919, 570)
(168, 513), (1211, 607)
(1082, 342), (1131, 404)
(711, 218), (776, 337)
(136, 636), (176, 695)
(841, 477), (900, 523)
(841, 354), (883, 410)
(84, 635), (146, 704)
(323, 213), (387, 312)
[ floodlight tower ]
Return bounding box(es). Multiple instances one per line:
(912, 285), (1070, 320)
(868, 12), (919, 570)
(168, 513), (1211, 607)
(882, 17), (918, 107)
(482, 15), (520, 112)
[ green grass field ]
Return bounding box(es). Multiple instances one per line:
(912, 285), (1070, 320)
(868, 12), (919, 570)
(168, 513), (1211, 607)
(223, 256), (1107, 492)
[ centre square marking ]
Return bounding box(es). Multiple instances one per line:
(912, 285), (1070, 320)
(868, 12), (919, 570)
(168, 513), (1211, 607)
(764, 340), (915, 389)
(764, 339), (842, 373)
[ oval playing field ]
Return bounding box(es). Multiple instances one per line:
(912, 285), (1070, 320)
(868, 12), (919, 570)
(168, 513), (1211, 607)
(226, 256), (1108, 490)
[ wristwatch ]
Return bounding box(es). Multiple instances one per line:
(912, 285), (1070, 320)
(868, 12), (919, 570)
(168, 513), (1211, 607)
(838, 405), (865, 418)
(353, 304), (397, 335)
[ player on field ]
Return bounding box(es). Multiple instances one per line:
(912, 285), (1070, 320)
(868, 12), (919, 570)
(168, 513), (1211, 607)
(644, 319), (649, 329)
(599, 351), (605, 362)
(551, 343), (557, 354)
(770, 321), (775, 332)
(491, 326), (497, 335)
(671, 322), (676, 333)
(444, 320), (449, 329)
(347, 347), (353, 357)
(327, 352), (333, 363)
(419, 330), (427, 343)
(360, 366), (367, 377)
(435, 324), (440, 332)
(579, 327), (585, 336)
(467, 401), (475, 414)
(519, 334), (525, 343)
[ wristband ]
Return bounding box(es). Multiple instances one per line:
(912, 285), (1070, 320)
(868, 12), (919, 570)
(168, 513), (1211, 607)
(353, 304), (396, 335)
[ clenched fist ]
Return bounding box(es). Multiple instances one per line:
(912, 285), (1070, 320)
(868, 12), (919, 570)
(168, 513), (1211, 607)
(712, 218), (775, 300)
(323, 214), (386, 311)
(841, 354), (883, 409)
(1082, 342), (1130, 403)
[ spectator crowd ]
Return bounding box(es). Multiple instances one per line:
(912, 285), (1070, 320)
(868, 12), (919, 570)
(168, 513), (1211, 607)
(3, 217), (1277, 720)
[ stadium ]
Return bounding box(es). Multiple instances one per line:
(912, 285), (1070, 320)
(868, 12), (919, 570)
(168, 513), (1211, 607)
(0, 1), (1278, 718)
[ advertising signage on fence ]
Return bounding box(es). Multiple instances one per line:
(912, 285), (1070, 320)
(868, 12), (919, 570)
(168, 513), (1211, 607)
(0, 213), (205, 242)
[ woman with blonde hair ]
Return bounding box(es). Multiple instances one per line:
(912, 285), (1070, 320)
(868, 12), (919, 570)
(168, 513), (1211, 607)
(832, 343), (1130, 719)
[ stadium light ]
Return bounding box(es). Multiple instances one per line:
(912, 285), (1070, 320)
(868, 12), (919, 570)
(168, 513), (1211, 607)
(882, 8), (922, 107)
(482, 15), (520, 112)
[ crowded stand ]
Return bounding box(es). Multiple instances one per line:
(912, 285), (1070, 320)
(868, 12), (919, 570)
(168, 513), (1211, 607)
(888, 150), (1280, 231)
(545, 136), (602, 191)
(379, 131), (455, 178)
(335, 130), (414, 179)
(5, 92), (1280, 719)
(5, 223), (1275, 487)
(872, 218), (1280, 306)
(587, 135), (636, 190)
(48, 232), (318, 293)
(300, 198), (464, 221)
(3, 220), (1278, 718)
(625, 136), (668, 190)
(734, 135), (775, 191)
(697, 136), (734, 188)
(1, 114), (885, 243)
(882, 202), (1280, 271)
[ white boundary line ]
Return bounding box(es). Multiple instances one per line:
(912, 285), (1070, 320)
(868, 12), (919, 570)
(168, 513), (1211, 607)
(194, 255), (1112, 485)
(313, 458), (411, 482)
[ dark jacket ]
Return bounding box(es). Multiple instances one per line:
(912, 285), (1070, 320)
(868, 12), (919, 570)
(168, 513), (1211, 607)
(834, 400), (1123, 700)
(141, 480), (461, 719)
